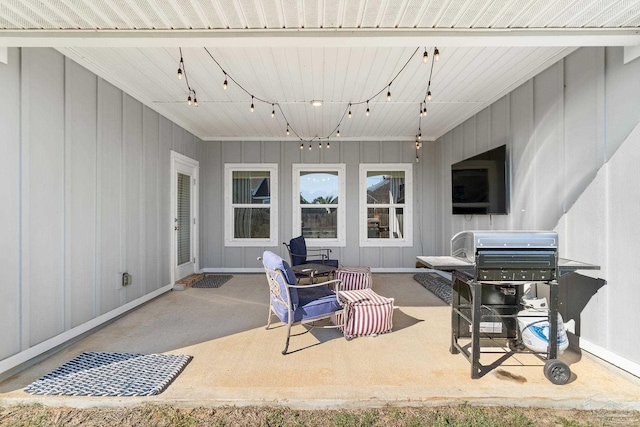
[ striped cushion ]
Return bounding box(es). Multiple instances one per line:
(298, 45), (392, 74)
(335, 266), (372, 291)
(332, 289), (394, 338)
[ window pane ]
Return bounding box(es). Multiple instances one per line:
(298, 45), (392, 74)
(366, 171), (405, 204)
(177, 172), (191, 265)
(301, 207), (337, 238)
(299, 172), (339, 205)
(234, 208), (270, 238)
(232, 171), (270, 204)
(367, 207), (403, 239)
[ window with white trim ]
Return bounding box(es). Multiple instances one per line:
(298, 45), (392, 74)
(359, 164), (412, 247)
(292, 164), (346, 247)
(225, 164), (278, 247)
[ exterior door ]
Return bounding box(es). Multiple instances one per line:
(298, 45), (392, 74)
(171, 151), (199, 283)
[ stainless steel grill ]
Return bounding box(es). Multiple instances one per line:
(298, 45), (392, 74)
(451, 231), (559, 282)
(416, 230), (600, 384)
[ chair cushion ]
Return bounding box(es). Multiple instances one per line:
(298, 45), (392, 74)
(289, 235), (307, 266)
(262, 250), (299, 309)
(292, 286), (341, 323)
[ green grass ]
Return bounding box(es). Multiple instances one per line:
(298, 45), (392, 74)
(1, 403), (637, 427)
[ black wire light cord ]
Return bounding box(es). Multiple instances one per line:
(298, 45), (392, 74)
(176, 46), (439, 145)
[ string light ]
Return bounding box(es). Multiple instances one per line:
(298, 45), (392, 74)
(327, 140), (330, 149)
(176, 46), (439, 149)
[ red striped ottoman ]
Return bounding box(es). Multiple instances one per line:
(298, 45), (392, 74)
(332, 288), (394, 339)
(335, 266), (372, 291)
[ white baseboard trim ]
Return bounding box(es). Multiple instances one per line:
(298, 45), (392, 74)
(0, 284), (173, 377)
(202, 267), (437, 274)
(580, 338), (640, 378)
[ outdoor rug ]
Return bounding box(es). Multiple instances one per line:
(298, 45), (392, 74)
(192, 274), (233, 288)
(413, 272), (452, 305)
(24, 352), (192, 396)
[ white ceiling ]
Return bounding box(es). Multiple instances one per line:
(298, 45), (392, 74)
(2, 0), (640, 142)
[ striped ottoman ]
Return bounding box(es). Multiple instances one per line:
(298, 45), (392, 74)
(335, 266), (372, 291)
(332, 288), (394, 339)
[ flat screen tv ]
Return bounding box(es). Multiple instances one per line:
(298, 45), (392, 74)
(451, 145), (508, 215)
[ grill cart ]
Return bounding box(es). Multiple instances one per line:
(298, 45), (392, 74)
(417, 231), (599, 385)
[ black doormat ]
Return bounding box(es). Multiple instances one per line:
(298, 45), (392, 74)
(192, 274), (233, 288)
(24, 352), (192, 396)
(413, 273), (452, 305)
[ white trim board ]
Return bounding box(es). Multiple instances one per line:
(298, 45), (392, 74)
(580, 338), (640, 379)
(0, 284), (173, 380)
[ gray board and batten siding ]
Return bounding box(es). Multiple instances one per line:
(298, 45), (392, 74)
(431, 47), (640, 373)
(0, 47), (203, 374)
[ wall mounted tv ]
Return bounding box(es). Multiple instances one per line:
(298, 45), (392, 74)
(451, 145), (508, 215)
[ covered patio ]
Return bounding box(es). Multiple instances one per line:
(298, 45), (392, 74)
(1, 274), (639, 410)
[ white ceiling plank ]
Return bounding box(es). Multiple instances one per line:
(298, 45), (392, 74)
(2, 1), (53, 29)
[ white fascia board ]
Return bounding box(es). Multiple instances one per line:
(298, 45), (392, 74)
(1, 29), (640, 47)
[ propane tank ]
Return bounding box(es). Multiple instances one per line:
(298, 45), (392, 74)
(517, 297), (569, 354)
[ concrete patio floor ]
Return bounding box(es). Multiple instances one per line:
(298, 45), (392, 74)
(1, 273), (639, 410)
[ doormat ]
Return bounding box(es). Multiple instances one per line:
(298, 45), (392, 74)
(412, 273), (452, 305)
(192, 274), (233, 288)
(24, 352), (192, 396)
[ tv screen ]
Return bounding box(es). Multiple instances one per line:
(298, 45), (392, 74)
(451, 145), (508, 215)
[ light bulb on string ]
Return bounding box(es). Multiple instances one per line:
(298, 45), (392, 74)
(427, 90), (432, 101)
(366, 101), (370, 117)
(286, 124), (290, 136)
(300, 142), (303, 150)
(327, 140), (330, 149)
(387, 84), (391, 101)
(308, 143), (312, 151)
(336, 129), (340, 137)
(416, 155), (420, 163)
(177, 57), (183, 79)
(348, 104), (352, 118)
(423, 49), (428, 63)
(187, 94), (192, 105)
(418, 131), (422, 141)
(318, 141), (322, 149)
(271, 104), (275, 118)
(223, 73), (228, 90)
(250, 96), (254, 112)
(193, 92), (198, 107)
(434, 47), (440, 61)
(419, 103), (423, 117)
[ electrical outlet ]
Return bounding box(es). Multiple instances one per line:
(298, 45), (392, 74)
(122, 272), (132, 287)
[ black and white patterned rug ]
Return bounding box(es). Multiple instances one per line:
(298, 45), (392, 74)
(24, 352), (192, 396)
(413, 272), (452, 305)
(192, 274), (233, 288)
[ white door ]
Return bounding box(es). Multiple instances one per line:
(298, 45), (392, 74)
(171, 151), (199, 283)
